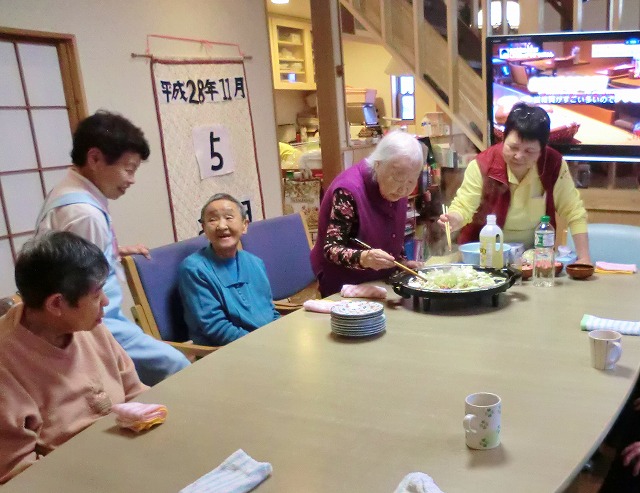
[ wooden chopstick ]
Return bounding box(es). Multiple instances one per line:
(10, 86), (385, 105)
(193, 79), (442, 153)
(442, 204), (452, 252)
(352, 238), (428, 281)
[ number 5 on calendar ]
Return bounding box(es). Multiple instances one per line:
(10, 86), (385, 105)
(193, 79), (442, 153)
(192, 125), (235, 180)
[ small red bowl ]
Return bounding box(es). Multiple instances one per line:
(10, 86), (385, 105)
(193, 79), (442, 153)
(566, 263), (594, 280)
(555, 261), (563, 276)
(520, 262), (563, 280)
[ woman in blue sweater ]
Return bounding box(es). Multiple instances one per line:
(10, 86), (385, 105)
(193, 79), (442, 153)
(178, 194), (280, 346)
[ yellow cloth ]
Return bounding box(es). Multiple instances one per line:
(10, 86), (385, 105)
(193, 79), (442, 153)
(449, 159), (588, 248)
(594, 268), (635, 275)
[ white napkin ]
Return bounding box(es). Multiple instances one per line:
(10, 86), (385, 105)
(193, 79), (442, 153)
(303, 299), (344, 314)
(581, 314), (640, 336)
(340, 284), (388, 299)
(179, 449), (272, 493)
(394, 472), (445, 493)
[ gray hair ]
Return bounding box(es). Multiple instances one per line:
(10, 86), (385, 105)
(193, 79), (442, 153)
(199, 193), (247, 223)
(365, 130), (424, 175)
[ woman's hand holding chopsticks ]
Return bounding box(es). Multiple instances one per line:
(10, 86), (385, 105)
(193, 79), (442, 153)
(437, 210), (464, 233)
(359, 249), (396, 270)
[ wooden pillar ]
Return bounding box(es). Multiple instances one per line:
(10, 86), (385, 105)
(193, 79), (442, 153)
(310, 0), (348, 189)
(608, 0), (623, 30)
(518, 0), (544, 35)
(447, 0), (459, 113)
(501, 0), (508, 34)
(573, 0), (583, 31)
(480, 0), (490, 146)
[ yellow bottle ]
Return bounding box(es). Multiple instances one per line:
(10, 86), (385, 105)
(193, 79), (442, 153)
(479, 214), (504, 269)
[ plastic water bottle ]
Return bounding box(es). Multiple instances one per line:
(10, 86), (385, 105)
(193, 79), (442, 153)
(479, 214), (504, 269)
(533, 215), (555, 287)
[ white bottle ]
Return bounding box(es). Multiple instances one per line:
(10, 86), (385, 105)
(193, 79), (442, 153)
(479, 214), (504, 269)
(533, 215), (555, 287)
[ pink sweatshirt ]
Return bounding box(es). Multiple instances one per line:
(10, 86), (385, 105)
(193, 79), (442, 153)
(0, 304), (148, 483)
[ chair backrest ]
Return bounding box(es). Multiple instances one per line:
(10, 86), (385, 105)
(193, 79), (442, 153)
(567, 223), (640, 265)
(553, 55), (575, 68)
(125, 235), (209, 342)
(240, 213), (316, 300)
(509, 63), (529, 86)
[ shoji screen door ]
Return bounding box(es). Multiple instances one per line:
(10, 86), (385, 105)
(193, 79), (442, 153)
(0, 28), (85, 295)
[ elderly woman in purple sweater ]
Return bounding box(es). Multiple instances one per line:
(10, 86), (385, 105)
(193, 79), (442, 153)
(310, 130), (424, 297)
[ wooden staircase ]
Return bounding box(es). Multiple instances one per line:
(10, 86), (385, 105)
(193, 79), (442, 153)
(340, 0), (486, 150)
(339, 0), (595, 152)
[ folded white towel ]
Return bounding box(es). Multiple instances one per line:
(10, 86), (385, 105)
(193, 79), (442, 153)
(303, 299), (343, 314)
(179, 449), (272, 493)
(394, 472), (445, 493)
(595, 261), (637, 274)
(581, 314), (640, 336)
(340, 284), (387, 299)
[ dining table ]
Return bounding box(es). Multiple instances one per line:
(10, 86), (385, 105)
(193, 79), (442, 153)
(3, 270), (640, 493)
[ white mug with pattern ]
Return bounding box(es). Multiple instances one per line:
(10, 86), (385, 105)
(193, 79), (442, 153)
(463, 392), (502, 450)
(589, 329), (622, 370)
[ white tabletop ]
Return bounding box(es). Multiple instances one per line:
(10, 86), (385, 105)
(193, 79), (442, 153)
(4, 272), (640, 493)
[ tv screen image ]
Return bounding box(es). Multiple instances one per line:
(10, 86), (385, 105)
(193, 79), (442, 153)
(486, 30), (640, 162)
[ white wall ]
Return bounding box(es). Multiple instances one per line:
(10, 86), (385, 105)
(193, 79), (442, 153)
(1, 0), (283, 250)
(274, 90), (308, 126)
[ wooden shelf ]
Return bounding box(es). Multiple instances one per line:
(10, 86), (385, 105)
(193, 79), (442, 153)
(269, 16), (316, 91)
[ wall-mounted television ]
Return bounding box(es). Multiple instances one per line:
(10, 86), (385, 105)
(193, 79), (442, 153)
(486, 30), (640, 162)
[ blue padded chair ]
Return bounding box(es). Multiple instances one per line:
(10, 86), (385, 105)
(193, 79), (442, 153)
(567, 223), (640, 265)
(122, 234), (219, 358)
(240, 212), (319, 312)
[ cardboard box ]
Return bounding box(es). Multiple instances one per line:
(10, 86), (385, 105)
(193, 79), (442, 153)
(346, 88), (377, 105)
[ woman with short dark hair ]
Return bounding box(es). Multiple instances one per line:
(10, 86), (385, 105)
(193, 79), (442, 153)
(0, 232), (147, 483)
(439, 103), (591, 264)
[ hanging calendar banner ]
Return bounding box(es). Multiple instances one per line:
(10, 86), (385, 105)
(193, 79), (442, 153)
(151, 59), (264, 241)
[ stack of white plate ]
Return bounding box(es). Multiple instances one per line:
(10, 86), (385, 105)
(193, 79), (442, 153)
(330, 301), (386, 337)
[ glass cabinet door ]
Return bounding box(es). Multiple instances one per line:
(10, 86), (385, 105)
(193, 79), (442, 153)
(270, 17), (315, 90)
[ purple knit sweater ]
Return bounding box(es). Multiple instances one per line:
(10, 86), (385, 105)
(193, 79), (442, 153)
(310, 161), (407, 296)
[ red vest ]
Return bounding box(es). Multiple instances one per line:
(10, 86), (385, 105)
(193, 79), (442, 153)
(458, 143), (562, 244)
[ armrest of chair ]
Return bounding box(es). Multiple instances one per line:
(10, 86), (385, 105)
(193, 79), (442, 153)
(131, 304), (219, 360)
(130, 304), (158, 338)
(168, 341), (219, 359)
(274, 281), (320, 315)
(274, 300), (304, 315)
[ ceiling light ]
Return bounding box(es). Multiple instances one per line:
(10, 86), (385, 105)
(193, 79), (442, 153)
(271, 0), (290, 4)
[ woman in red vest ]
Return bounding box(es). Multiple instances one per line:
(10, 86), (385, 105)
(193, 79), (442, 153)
(439, 103), (591, 264)
(310, 130), (424, 297)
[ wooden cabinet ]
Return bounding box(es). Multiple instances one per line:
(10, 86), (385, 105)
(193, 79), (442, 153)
(269, 16), (315, 90)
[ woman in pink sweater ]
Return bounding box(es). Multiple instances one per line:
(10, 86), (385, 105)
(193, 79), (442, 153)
(0, 231), (148, 483)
